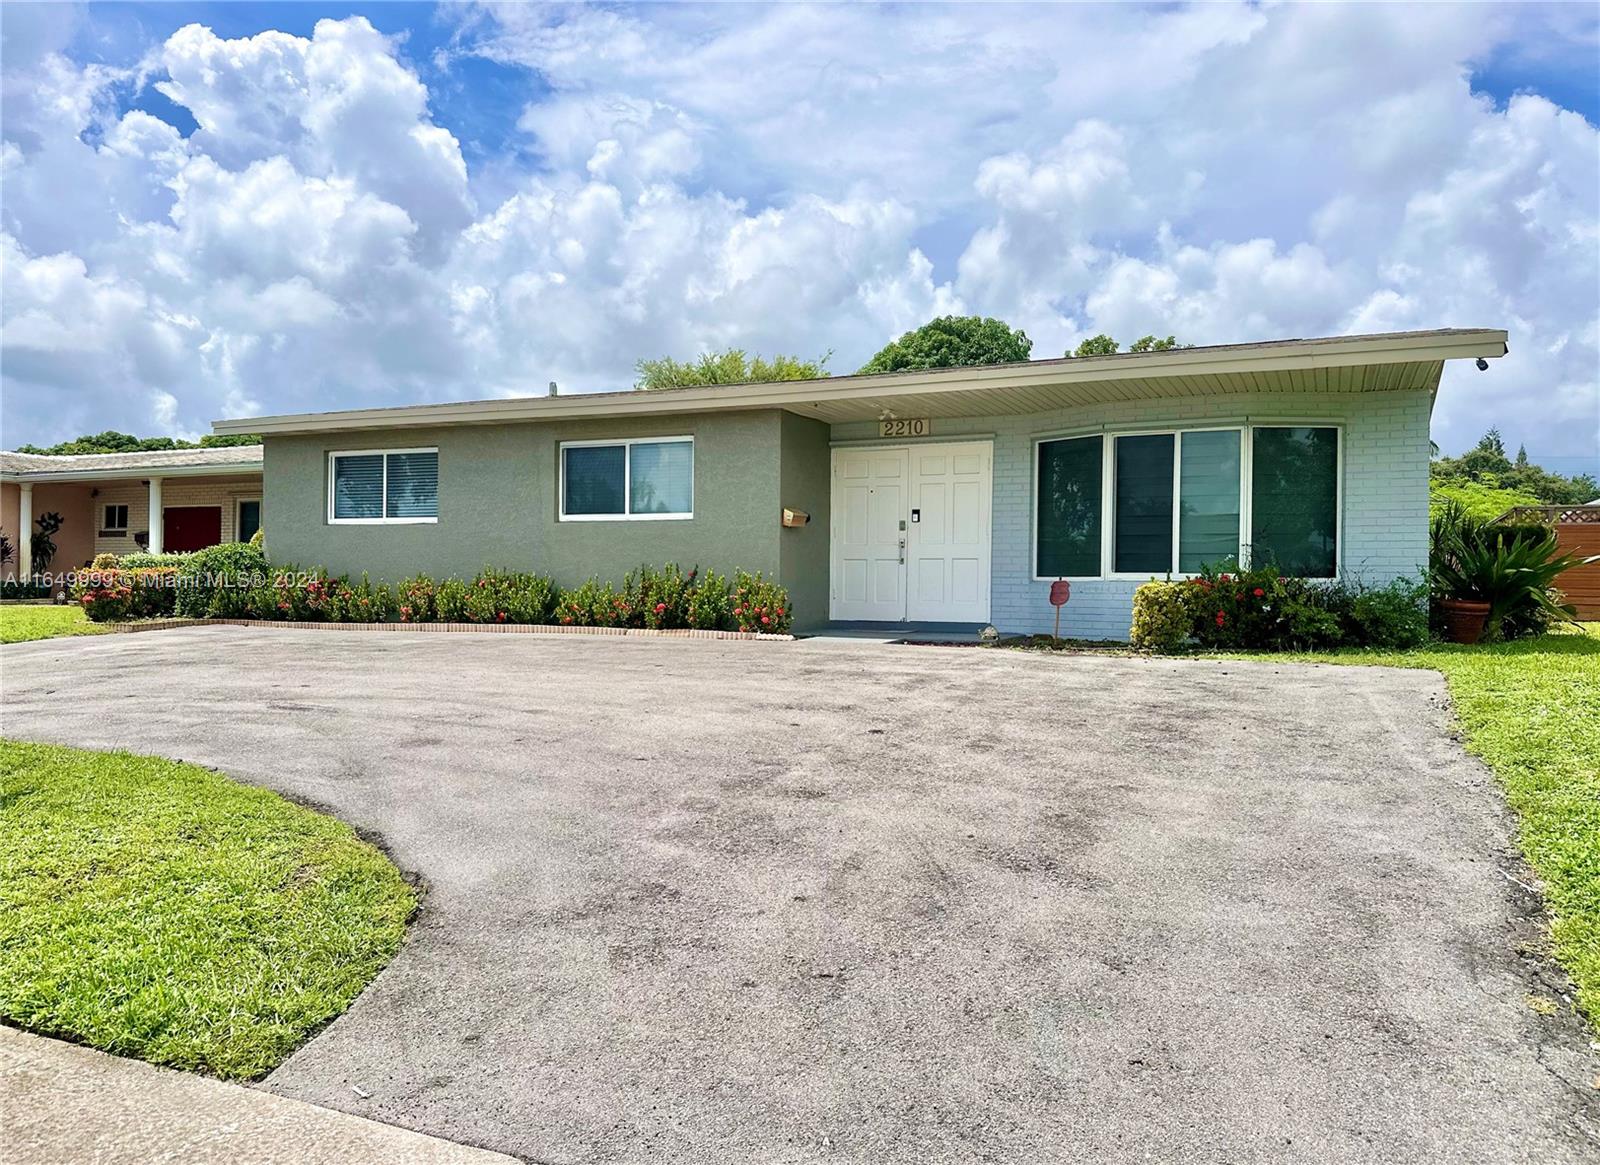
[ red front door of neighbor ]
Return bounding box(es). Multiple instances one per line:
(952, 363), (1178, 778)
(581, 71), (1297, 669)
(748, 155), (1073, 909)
(162, 506), (222, 553)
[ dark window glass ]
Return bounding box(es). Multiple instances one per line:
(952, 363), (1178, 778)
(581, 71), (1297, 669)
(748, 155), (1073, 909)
(237, 500), (261, 542)
(1035, 437), (1102, 577)
(1178, 430), (1241, 572)
(1251, 427), (1338, 577)
(563, 445), (626, 516)
(1114, 434), (1174, 573)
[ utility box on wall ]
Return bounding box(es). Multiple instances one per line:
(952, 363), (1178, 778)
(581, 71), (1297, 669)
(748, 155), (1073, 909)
(781, 507), (810, 528)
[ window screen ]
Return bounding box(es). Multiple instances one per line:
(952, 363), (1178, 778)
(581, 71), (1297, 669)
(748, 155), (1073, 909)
(1114, 434), (1174, 574)
(1251, 427), (1338, 577)
(1178, 430), (1241, 572)
(1035, 437), (1102, 577)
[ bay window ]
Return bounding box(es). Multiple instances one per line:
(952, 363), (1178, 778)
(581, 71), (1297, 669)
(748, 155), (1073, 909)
(561, 437), (694, 520)
(1034, 425), (1337, 578)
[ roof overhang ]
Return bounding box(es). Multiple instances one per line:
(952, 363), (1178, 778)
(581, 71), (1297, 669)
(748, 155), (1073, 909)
(212, 328), (1509, 437)
(0, 461), (263, 485)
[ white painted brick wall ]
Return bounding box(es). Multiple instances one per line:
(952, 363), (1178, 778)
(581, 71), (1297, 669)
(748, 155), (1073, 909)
(831, 389), (1431, 640)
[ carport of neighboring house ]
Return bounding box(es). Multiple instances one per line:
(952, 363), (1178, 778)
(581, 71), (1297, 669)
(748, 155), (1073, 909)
(0, 447), (264, 579)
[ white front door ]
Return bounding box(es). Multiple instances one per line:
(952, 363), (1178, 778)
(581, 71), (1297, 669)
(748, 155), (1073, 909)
(830, 441), (992, 623)
(906, 442), (992, 623)
(830, 447), (909, 621)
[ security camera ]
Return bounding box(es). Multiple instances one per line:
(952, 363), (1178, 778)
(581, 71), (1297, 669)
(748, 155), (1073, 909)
(1475, 358), (1489, 371)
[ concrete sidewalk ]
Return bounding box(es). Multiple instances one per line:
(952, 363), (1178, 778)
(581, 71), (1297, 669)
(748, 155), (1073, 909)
(0, 1026), (517, 1165)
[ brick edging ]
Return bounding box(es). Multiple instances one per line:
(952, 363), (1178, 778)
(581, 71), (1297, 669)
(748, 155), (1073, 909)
(103, 618), (794, 642)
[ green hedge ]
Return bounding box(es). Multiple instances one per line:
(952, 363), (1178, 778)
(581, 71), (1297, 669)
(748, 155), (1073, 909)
(81, 560), (794, 635)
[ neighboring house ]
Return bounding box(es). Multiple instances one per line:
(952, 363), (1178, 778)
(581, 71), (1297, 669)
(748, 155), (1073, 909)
(1, 446), (264, 578)
(215, 328), (1505, 639)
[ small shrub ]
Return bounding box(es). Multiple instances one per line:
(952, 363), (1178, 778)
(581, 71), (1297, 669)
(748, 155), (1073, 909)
(1186, 562), (1343, 651)
(1346, 577), (1429, 648)
(249, 528), (264, 549)
(120, 552), (192, 569)
(175, 542), (269, 618)
(397, 574), (437, 623)
(463, 568), (558, 624)
(435, 577), (470, 622)
(90, 552), (120, 571)
(731, 571), (791, 633)
(1130, 581), (1193, 652)
(686, 570), (731, 630)
(635, 563), (694, 629)
(76, 568), (180, 621)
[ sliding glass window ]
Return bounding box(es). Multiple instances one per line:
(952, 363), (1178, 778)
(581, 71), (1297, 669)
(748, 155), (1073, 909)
(1251, 427), (1339, 577)
(1035, 436), (1103, 577)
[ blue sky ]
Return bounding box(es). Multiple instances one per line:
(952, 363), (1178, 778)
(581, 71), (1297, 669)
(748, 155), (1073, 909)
(2, 2), (1596, 471)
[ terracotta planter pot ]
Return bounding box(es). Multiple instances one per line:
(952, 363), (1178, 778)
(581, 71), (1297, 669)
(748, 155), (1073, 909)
(1440, 598), (1491, 645)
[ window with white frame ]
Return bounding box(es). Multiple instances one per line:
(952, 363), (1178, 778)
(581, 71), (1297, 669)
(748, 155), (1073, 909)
(101, 503), (129, 534)
(1034, 425), (1339, 579)
(328, 449), (438, 523)
(560, 437), (693, 520)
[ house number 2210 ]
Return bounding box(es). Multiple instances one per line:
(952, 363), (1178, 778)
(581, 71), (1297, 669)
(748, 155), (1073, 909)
(879, 417), (930, 438)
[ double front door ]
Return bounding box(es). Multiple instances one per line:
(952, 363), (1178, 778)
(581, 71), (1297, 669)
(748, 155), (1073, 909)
(829, 441), (992, 624)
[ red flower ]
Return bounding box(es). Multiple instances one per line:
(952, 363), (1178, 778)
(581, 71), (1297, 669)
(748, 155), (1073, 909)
(761, 615), (771, 625)
(497, 611), (507, 622)
(1253, 587), (1264, 597)
(733, 606), (743, 616)
(1219, 573), (1231, 583)
(775, 607), (784, 616)
(1215, 610), (1225, 626)
(654, 602), (666, 614)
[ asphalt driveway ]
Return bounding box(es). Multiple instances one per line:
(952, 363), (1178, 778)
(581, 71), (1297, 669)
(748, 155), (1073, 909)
(3, 628), (1595, 1163)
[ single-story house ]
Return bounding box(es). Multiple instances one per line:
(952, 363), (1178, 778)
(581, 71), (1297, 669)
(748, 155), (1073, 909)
(207, 327), (1502, 639)
(1, 446), (264, 578)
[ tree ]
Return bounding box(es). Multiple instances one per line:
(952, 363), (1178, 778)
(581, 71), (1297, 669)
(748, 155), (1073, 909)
(635, 348), (830, 390)
(858, 316), (1031, 374)
(1066, 333), (1186, 357)
(14, 430), (261, 454)
(1071, 334), (1119, 357)
(1430, 427), (1598, 507)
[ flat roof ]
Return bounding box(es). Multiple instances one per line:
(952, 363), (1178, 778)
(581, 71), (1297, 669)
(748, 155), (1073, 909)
(213, 328), (1508, 436)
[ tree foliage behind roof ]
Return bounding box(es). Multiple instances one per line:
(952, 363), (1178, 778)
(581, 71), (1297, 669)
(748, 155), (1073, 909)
(858, 316), (1032, 374)
(14, 431), (262, 455)
(634, 349), (830, 390)
(1067, 333), (1185, 357)
(1431, 427), (1597, 508)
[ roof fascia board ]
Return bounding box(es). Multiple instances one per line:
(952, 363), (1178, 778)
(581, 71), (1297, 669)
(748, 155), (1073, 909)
(213, 329), (1509, 436)
(1, 462), (264, 484)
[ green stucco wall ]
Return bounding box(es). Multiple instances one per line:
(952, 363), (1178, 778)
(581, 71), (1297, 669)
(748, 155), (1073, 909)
(262, 408), (834, 628)
(777, 413), (832, 631)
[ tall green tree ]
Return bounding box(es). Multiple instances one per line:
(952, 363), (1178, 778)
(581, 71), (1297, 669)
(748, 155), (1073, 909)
(858, 316), (1031, 374)
(634, 349), (830, 390)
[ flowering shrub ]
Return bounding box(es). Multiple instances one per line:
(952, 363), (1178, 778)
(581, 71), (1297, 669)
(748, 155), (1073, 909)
(1131, 562), (1430, 652)
(461, 569), (558, 624)
(80, 558), (795, 633)
(730, 570), (791, 633)
(75, 567), (180, 621)
(633, 563), (695, 629)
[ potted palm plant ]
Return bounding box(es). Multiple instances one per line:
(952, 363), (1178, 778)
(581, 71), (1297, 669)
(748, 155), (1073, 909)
(1430, 502), (1593, 643)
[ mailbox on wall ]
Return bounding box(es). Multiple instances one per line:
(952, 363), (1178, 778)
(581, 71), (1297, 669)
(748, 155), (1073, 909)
(782, 508), (810, 528)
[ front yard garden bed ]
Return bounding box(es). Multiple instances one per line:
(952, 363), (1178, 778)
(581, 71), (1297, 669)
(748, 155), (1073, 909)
(0, 740), (416, 1080)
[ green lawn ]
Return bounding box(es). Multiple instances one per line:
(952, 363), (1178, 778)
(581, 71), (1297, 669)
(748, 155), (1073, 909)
(0, 741), (416, 1079)
(1218, 625), (1600, 1032)
(0, 604), (107, 644)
